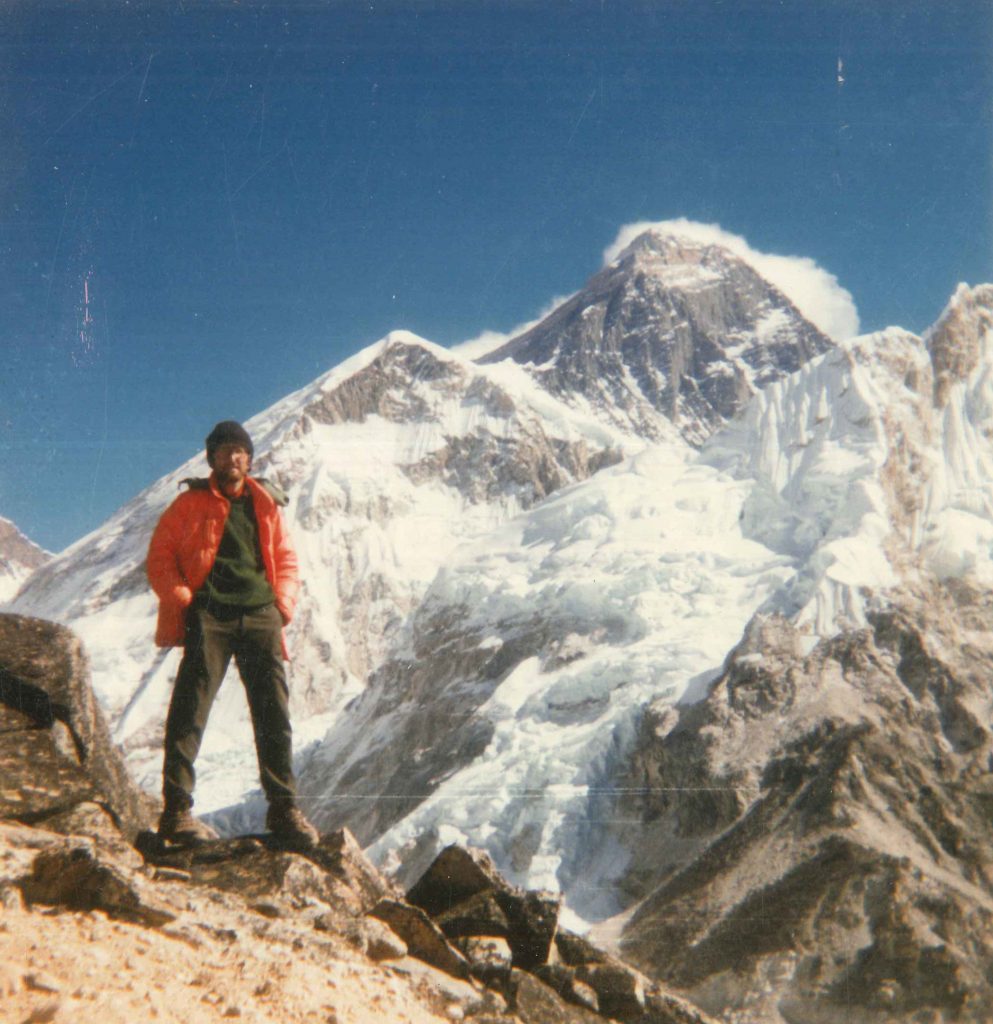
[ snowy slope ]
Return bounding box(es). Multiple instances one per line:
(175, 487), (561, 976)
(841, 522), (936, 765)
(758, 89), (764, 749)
(605, 289), (993, 1021)
(302, 446), (795, 913)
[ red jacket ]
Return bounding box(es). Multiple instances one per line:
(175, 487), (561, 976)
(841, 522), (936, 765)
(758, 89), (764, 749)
(147, 475), (299, 655)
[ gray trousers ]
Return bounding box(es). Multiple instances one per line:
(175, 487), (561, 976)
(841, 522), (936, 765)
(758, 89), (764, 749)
(162, 604), (296, 809)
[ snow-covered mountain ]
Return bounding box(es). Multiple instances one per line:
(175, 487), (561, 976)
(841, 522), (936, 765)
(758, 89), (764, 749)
(298, 282), (993, 1019)
(299, 322), (957, 881)
(13, 227), (993, 1019)
(481, 230), (835, 445)
(0, 516), (50, 604)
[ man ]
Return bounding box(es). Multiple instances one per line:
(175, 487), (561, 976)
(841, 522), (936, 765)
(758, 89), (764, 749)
(147, 420), (319, 850)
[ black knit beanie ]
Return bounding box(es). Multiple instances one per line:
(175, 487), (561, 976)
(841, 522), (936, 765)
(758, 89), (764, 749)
(205, 420), (254, 461)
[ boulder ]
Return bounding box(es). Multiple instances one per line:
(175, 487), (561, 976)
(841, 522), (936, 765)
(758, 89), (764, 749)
(436, 889), (510, 939)
(0, 820), (61, 885)
(575, 960), (648, 1022)
(309, 827), (397, 911)
(370, 898), (472, 979)
(407, 843), (506, 916)
(642, 989), (720, 1024)
(43, 800), (143, 868)
(317, 914), (409, 962)
(409, 844), (561, 970)
(20, 838), (176, 927)
(456, 935), (513, 986)
(554, 928), (609, 967)
(505, 969), (604, 1024)
(0, 614), (153, 840)
(496, 888), (560, 970)
(360, 916), (410, 962)
(535, 964), (600, 1013)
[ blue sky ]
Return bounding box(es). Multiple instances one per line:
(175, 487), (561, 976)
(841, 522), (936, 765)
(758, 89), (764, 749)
(2, 0), (991, 551)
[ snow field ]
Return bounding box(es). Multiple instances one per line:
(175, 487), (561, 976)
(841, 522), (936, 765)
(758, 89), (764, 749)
(370, 447), (796, 903)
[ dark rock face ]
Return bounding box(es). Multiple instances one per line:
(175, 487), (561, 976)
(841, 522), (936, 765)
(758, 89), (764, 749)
(288, 337), (624, 514)
(608, 586), (993, 1022)
(400, 431), (623, 507)
(408, 844), (509, 916)
(0, 614), (155, 841)
(482, 231), (834, 445)
(303, 340), (467, 426)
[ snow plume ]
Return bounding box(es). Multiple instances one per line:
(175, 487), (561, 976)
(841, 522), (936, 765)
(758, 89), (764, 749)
(604, 219), (860, 342)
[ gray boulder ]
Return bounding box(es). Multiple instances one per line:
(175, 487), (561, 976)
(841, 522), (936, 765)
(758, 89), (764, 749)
(0, 614), (154, 841)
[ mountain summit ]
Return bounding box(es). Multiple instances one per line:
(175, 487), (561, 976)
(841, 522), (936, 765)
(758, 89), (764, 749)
(482, 229), (834, 444)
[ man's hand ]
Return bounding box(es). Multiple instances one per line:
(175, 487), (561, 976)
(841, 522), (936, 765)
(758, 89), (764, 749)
(173, 585), (194, 607)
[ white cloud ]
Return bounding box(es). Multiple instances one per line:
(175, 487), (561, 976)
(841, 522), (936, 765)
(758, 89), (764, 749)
(603, 218), (860, 341)
(450, 293), (577, 360)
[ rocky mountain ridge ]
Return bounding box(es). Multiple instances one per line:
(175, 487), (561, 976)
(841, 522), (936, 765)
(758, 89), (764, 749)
(613, 586), (993, 1022)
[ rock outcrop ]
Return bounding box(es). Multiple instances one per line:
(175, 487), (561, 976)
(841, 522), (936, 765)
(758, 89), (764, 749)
(402, 843), (716, 1024)
(606, 584), (993, 1022)
(0, 614), (154, 844)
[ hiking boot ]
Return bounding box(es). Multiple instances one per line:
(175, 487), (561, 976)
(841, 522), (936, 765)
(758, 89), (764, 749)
(266, 803), (319, 851)
(157, 803), (218, 846)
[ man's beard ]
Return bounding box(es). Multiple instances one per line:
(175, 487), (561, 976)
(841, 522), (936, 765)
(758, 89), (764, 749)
(214, 464), (248, 489)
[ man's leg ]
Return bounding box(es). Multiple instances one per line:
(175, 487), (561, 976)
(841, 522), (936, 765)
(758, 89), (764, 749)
(233, 604), (295, 801)
(234, 604), (318, 848)
(162, 608), (234, 811)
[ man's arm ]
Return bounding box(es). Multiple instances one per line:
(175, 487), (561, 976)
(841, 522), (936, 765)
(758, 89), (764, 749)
(147, 499), (194, 609)
(269, 511), (300, 626)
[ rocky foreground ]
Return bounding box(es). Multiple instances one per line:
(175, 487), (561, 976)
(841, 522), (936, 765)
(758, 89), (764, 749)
(0, 613), (710, 1024)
